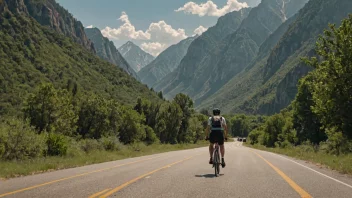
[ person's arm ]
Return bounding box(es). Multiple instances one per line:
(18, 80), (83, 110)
(223, 118), (228, 140)
(224, 124), (228, 140)
(205, 117), (211, 139)
(205, 125), (210, 139)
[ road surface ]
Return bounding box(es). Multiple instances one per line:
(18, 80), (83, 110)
(1, 140), (352, 198)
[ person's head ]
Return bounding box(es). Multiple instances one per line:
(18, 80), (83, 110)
(213, 108), (221, 116)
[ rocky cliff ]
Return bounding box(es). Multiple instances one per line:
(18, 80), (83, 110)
(198, 0), (352, 115)
(138, 36), (197, 88)
(118, 41), (154, 72)
(23, 0), (95, 52)
(85, 28), (138, 79)
(155, 0), (308, 105)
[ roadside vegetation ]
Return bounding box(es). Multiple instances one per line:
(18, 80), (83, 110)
(241, 16), (352, 175)
(0, 83), (214, 178)
(0, 141), (208, 179)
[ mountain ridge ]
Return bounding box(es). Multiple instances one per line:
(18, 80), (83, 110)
(155, 0), (308, 105)
(23, 0), (95, 52)
(198, 0), (352, 115)
(118, 41), (154, 72)
(85, 28), (139, 80)
(0, 0), (160, 115)
(153, 8), (252, 96)
(138, 36), (197, 88)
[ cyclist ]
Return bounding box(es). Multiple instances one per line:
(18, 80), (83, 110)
(205, 108), (228, 168)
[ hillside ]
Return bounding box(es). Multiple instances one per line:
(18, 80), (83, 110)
(24, 0), (95, 52)
(138, 36), (197, 88)
(155, 0), (308, 104)
(153, 8), (251, 95)
(0, 0), (160, 116)
(118, 41), (154, 72)
(84, 27), (139, 79)
(198, 0), (352, 115)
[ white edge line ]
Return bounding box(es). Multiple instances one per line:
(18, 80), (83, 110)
(253, 148), (352, 189)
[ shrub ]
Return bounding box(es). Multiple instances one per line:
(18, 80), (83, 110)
(0, 118), (45, 160)
(99, 136), (121, 151)
(66, 138), (84, 157)
(79, 139), (103, 153)
(248, 129), (263, 145)
(129, 142), (147, 152)
(45, 133), (68, 156)
(144, 126), (159, 145)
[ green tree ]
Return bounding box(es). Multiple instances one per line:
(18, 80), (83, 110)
(0, 118), (45, 160)
(173, 93), (194, 143)
(293, 74), (326, 144)
(77, 94), (121, 139)
(24, 83), (77, 136)
(155, 102), (183, 144)
(188, 116), (204, 143)
(157, 91), (163, 100)
(230, 114), (250, 137)
(119, 106), (146, 144)
(262, 113), (286, 147)
(303, 15), (352, 139)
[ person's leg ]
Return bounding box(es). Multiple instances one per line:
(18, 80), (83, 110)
(209, 143), (214, 158)
(219, 132), (226, 167)
(209, 132), (214, 164)
(220, 144), (225, 157)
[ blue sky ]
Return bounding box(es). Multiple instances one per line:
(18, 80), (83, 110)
(57, 0), (261, 56)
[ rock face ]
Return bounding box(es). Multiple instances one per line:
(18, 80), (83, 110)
(153, 8), (251, 97)
(23, 0), (95, 52)
(155, 0), (308, 105)
(198, 0), (352, 115)
(118, 41), (154, 72)
(85, 28), (138, 79)
(138, 36), (197, 88)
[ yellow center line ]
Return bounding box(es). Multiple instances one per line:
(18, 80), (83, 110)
(88, 188), (111, 198)
(0, 156), (160, 198)
(99, 154), (201, 198)
(251, 151), (312, 198)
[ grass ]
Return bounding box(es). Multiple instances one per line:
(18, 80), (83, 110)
(0, 141), (209, 179)
(244, 143), (352, 175)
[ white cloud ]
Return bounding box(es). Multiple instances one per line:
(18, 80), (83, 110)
(101, 12), (188, 56)
(86, 25), (94, 28)
(175, 0), (248, 17)
(141, 42), (167, 56)
(193, 25), (208, 36)
(101, 12), (150, 40)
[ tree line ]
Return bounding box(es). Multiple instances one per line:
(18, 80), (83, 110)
(0, 83), (208, 160)
(247, 15), (352, 155)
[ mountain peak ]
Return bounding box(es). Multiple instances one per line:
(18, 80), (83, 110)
(118, 41), (154, 72)
(84, 28), (139, 80)
(138, 36), (197, 88)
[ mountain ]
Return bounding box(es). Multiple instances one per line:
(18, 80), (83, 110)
(0, 0), (160, 115)
(118, 41), (154, 72)
(138, 36), (197, 88)
(198, 0), (352, 115)
(23, 0), (95, 52)
(84, 28), (139, 79)
(155, 0), (308, 104)
(153, 8), (251, 95)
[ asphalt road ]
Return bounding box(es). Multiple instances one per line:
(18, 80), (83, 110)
(1, 140), (352, 198)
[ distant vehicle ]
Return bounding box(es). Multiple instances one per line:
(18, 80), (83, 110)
(242, 138), (247, 142)
(238, 137), (242, 142)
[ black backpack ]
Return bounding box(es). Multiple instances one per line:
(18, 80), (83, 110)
(211, 116), (223, 130)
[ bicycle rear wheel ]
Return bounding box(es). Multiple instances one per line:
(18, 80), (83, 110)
(214, 149), (220, 177)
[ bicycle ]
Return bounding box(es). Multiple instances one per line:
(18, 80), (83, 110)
(206, 137), (227, 177)
(212, 141), (221, 177)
